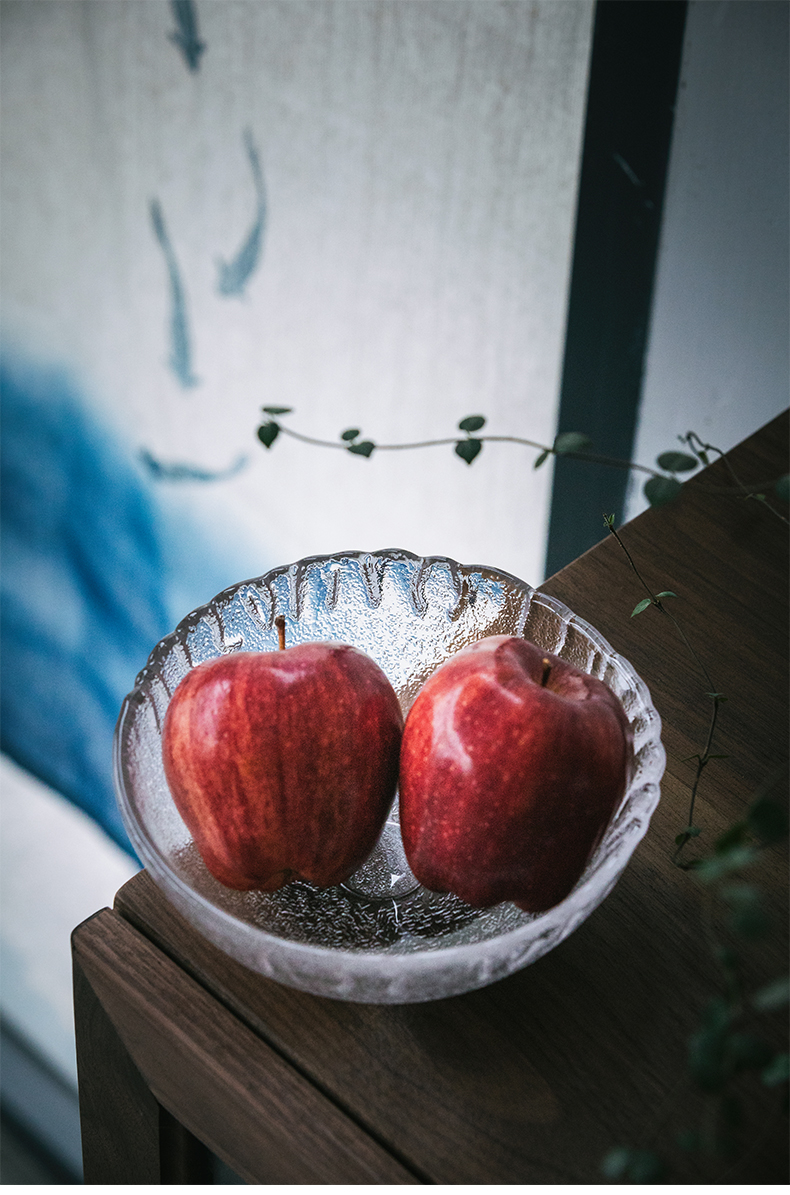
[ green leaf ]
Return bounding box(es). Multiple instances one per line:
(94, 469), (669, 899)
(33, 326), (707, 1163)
(726, 1032), (773, 1072)
(631, 598), (652, 617)
(340, 428), (360, 442)
(730, 905), (771, 940)
(656, 450), (698, 473)
(627, 1151), (666, 1184)
(601, 1147), (666, 1183)
(714, 943), (739, 971)
(347, 440), (375, 458)
(553, 431), (592, 455)
(720, 883), (771, 939)
(458, 415), (486, 433)
(714, 821), (749, 853)
(752, 975), (790, 1011)
(774, 474), (790, 503)
(644, 475), (683, 507)
(675, 825), (701, 846)
(655, 590), (677, 599)
(533, 449), (549, 469)
(762, 1052), (790, 1086)
(689, 1003), (730, 1091)
(257, 421), (280, 448)
(455, 438), (482, 464)
(261, 405), (293, 415)
(720, 880), (761, 905)
(701, 994), (733, 1032)
(603, 512), (616, 528)
(693, 844), (759, 882)
(747, 796), (788, 844)
(601, 1147), (631, 1180)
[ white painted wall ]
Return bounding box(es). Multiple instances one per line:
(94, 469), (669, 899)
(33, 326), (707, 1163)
(1, 0), (594, 590)
(626, 0), (789, 520)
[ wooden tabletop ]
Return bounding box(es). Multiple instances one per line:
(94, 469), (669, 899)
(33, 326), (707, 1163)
(73, 411), (789, 1185)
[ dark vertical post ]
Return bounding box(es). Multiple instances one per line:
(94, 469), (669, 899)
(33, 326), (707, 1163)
(544, 0), (687, 579)
(73, 953), (162, 1183)
(73, 940), (214, 1184)
(159, 1105), (215, 1184)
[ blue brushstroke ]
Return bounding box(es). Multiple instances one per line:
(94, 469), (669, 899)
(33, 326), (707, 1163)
(150, 198), (199, 389)
(169, 0), (205, 72)
(140, 448), (248, 482)
(0, 353), (257, 856)
(217, 129), (266, 297)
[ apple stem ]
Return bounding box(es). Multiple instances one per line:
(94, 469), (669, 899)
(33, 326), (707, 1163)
(275, 614), (286, 651)
(541, 658), (552, 687)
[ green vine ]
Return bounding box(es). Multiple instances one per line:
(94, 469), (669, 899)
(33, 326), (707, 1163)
(257, 407), (790, 521)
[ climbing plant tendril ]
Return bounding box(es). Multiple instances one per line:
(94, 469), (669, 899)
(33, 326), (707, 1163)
(257, 407), (790, 521)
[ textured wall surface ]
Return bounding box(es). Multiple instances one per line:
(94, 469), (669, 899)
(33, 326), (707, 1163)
(1, 0), (593, 587)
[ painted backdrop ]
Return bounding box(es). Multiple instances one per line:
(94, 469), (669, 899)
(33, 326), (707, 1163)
(1, 0), (593, 847)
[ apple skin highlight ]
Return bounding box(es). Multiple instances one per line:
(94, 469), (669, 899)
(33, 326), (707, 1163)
(399, 635), (634, 913)
(162, 643), (404, 891)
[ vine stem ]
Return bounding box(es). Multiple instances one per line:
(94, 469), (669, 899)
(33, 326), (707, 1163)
(684, 431), (789, 525)
(279, 426), (461, 451)
(276, 424), (663, 477)
(604, 521), (723, 856)
(273, 421), (788, 517)
(678, 698), (722, 855)
(605, 522), (717, 692)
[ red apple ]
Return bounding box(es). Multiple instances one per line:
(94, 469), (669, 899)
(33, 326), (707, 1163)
(162, 627), (403, 891)
(399, 635), (633, 912)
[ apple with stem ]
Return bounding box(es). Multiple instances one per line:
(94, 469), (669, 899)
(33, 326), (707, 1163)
(162, 615), (404, 891)
(399, 635), (633, 912)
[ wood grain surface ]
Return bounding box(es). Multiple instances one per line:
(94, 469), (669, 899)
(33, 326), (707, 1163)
(72, 941), (162, 1185)
(98, 412), (788, 1184)
(73, 940), (216, 1186)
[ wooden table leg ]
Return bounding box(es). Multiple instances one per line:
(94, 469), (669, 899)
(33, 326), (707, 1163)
(73, 907), (416, 1184)
(73, 916), (213, 1185)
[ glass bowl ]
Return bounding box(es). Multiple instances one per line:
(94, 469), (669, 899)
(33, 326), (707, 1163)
(114, 549), (665, 1003)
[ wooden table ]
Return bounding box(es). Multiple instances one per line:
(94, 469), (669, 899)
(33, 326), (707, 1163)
(72, 412), (789, 1184)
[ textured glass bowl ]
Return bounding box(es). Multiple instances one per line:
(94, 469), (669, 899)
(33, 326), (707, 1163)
(114, 549), (665, 1003)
